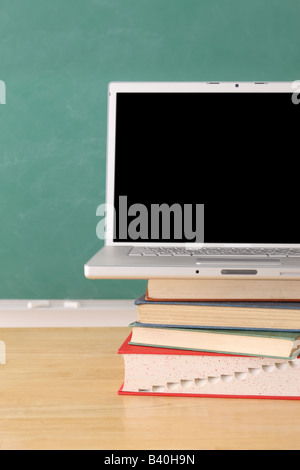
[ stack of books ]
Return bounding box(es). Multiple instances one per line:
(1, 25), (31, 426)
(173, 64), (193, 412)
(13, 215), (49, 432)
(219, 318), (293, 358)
(118, 279), (300, 399)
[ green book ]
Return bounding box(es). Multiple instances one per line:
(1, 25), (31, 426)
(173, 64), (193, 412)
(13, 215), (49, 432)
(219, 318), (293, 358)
(129, 322), (300, 360)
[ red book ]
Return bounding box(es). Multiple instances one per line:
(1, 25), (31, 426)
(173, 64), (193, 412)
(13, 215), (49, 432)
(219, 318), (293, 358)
(118, 334), (300, 400)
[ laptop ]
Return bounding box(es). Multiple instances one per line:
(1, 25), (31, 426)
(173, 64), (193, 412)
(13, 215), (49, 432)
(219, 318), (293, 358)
(85, 81), (300, 279)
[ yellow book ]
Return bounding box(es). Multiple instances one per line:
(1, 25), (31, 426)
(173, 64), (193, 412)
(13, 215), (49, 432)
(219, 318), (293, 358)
(130, 322), (300, 359)
(146, 278), (300, 301)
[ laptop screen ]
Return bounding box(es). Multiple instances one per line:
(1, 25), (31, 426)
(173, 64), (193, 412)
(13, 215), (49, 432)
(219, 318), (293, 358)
(113, 92), (299, 244)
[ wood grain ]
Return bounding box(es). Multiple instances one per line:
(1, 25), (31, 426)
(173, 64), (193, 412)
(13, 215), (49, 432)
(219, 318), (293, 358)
(0, 327), (299, 450)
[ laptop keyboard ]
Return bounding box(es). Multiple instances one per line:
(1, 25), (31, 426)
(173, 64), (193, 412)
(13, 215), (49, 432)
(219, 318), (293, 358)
(129, 247), (300, 257)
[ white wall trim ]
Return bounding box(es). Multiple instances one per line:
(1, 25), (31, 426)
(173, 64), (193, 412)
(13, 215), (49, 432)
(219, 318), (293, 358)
(0, 300), (137, 327)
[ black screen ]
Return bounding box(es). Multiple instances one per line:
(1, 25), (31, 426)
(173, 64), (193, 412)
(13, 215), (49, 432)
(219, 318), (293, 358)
(113, 92), (299, 243)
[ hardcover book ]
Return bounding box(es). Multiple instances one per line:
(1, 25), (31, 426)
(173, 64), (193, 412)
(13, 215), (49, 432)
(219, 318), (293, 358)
(118, 334), (300, 400)
(135, 294), (300, 331)
(146, 278), (300, 301)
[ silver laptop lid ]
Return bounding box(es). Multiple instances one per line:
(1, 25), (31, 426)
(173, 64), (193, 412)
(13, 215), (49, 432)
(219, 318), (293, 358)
(104, 81), (299, 247)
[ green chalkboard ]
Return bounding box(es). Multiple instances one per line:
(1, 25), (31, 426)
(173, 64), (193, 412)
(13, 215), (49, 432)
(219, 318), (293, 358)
(0, 0), (299, 299)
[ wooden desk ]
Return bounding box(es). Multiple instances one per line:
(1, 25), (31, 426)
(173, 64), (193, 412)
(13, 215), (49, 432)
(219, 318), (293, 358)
(0, 327), (300, 450)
